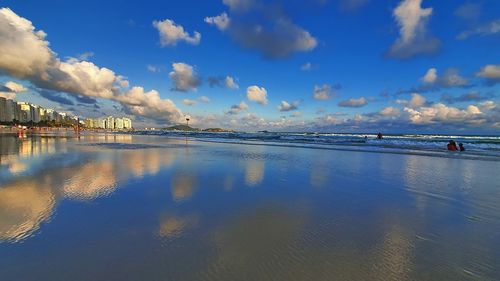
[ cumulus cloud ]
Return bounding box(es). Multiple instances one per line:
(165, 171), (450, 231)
(153, 19), (201, 46)
(208, 75), (239, 89)
(169, 62), (201, 92)
(476, 64), (500, 85)
(404, 103), (483, 125)
(204, 13), (230, 31)
(338, 97), (367, 107)
(379, 106), (400, 117)
(227, 101), (249, 114)
(457, 19), (500, 40)
(387, 0), (440, 59)
(401, 68), (469, 93)
(313, 84), (340, 100)
(421, 67), (437, 83)
(423, 68), (468, 88)
(277, 100), (299, 111)
(408, 93), (426, 108)
(0, 8), (185, 124)
(206, 0), (317, 58)
(246, 85), (268, 105)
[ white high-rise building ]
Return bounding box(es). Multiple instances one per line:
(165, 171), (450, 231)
(106, 116), (115, 130)
(123, 118), (132, 129)
(114, 118), (124, 130)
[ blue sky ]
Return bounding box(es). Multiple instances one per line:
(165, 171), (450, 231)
(0, 0), (499, 133)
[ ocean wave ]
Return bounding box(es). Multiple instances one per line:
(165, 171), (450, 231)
(131, 131), (500, 159)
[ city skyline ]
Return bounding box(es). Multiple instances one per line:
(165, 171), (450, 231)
(0, 0), (499, 133)
(0, 96), (132, 130)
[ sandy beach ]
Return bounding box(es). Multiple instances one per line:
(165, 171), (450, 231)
(1, 133), (499, 281)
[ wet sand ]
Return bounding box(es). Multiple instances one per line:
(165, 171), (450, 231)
(1, 134), (499, 281)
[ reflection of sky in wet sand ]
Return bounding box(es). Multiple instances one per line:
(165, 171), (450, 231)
(1, 134), (499, 280)
(0, 135), (178, 242)
(0, 177), (56, 242)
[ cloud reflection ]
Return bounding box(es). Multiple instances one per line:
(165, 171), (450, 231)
(0, 135), (177, 243)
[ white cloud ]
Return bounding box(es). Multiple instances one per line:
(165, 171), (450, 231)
(117, 87), (184, 123)
(313, 84), (336, 100)
(5, 81), (27, 92)
(169, 62), (201, 92)
(421, 67), (437, 83)
(204, 13), (230, 31)
(182, 99), (197, 106)
(227, 101), (249, 114)
(409, 93), (426, 108)
(207, 76), (239, 89)
(278, 100), (299, 112)
(207, 2), (317, 58)
(0, 8), (185, 124)
(404, 103), (482, 125)
(246, 85), (268, 105)
(416, 68), (469, 90)
(476, 64), (500, 84)
(153, 19), (201, 46)
(199, 96), (210, 103)
(338, 97), (367, 107)
(479, 101), (496, 111)
(387, 0), (440, 59)
(380, 106), (400, 117)
(290, 111), (301, 118)
(457, 19), (500, 40)
(224, 76), (239, 89)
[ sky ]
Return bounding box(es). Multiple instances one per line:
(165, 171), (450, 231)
(0, 0), (499, 134)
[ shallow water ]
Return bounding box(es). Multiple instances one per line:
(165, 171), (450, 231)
(1, 134), (499, 281)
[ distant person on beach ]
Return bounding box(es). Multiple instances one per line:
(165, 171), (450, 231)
(459, 143), (465, 151)
(447, 140), (458, 151)
(377, 132), (383, 139)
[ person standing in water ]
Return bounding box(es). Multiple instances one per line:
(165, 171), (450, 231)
(447, 140), (459, 151)
(377, 132), (383, 139)
(459, 143), (465, 151)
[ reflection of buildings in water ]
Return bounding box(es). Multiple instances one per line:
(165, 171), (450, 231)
(0, 137), (59, 175)
(158, 215), (198, 238)
(79, 134), (133, 143)
(0, 178), (56, 242)
(171, 172), (197, 202)
(245, 160), (265, 186)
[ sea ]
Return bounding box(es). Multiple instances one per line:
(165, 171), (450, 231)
(133, 131), (500, 160)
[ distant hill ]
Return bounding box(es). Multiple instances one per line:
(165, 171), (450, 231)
(164, 125), (199, 131)
(203, 127), (235, 132)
